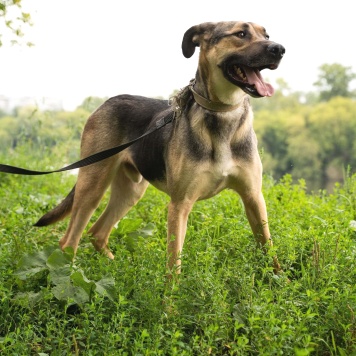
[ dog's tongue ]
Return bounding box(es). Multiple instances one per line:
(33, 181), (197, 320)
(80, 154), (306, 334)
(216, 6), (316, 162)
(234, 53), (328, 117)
(243, 66), (275, 97)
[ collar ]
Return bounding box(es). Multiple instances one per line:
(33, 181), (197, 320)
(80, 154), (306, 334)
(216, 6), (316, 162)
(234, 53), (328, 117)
(189, 82), (241, 112)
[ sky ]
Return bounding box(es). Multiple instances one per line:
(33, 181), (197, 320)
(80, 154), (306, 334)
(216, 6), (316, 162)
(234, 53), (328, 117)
(1, 0), (356, 110)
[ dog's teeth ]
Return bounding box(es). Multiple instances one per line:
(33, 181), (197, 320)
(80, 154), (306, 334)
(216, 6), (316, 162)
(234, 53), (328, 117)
(234, 65), (246, 81)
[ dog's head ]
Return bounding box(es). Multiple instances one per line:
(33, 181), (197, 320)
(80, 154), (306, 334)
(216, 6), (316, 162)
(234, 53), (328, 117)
(182, 21), (285, 99)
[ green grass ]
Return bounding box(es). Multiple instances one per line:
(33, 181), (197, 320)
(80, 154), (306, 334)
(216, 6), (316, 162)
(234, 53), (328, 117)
(0, 151), (355, 355)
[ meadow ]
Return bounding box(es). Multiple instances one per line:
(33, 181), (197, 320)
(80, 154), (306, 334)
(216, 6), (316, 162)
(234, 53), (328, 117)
(0, 148), (355, 355)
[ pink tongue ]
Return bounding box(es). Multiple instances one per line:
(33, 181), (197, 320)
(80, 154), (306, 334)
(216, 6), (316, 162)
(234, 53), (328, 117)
(243, 66), (275, 97)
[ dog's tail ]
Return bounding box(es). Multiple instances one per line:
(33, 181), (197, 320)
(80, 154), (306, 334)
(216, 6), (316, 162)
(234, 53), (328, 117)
(34, 186), (75, 227)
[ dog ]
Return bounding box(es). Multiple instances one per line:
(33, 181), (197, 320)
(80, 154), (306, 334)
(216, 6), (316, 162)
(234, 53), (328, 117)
(35, 21), (285, 275)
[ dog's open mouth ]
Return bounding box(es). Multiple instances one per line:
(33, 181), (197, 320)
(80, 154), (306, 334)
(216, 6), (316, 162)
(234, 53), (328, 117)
(225, 64), (276, 98)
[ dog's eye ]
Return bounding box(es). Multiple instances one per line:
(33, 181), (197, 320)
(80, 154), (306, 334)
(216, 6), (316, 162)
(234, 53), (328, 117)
(235, 31), (246, 38)
(265, 34), (270, 40)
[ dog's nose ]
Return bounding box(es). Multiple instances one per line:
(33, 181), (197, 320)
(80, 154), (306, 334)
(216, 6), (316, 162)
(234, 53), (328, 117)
(267, 43), (285, 59)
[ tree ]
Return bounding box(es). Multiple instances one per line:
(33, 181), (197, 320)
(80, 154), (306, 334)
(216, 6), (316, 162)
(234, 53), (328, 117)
(252, 78), (303, 112)
(0, 0), (32, 46)
(77, 96), (107, 113)
(313, 63), (356, 101)
(306, 97), (356, 189)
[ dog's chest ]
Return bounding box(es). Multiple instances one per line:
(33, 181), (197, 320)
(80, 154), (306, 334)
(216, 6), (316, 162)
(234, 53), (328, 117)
(190, 142), (241, 199)
(209, 141), (236, 175)
(185, 109), (253, 161)
(186, 114), (255, 199)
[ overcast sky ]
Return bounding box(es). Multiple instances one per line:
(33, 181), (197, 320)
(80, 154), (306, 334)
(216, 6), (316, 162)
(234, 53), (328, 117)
(1, 0), (356, 110)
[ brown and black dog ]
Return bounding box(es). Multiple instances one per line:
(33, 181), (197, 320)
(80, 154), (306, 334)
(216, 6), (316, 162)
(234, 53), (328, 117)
(35, 21), (285, 274)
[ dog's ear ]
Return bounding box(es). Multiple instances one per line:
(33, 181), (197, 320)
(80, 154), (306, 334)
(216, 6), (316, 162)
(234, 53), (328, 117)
(182, 22), (216, 58)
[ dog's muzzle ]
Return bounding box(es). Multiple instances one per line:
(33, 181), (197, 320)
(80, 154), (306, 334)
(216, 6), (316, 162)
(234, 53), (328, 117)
(221, 42), (286, 98)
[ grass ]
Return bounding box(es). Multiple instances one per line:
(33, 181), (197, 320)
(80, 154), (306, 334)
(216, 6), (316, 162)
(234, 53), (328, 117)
(0, 149), (355, 355)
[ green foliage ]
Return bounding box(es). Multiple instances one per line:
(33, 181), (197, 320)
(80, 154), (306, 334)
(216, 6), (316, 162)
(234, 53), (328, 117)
(251, 78), (303, 112)
(77, 96), (107, 113)
(0, 105), (90, 162)
(314, 63), (356, 101)
(0, 0), (33, 46)
(255, 96), (356, 191)
(1, 151), (356, 354)
(14, 246), (117, 304)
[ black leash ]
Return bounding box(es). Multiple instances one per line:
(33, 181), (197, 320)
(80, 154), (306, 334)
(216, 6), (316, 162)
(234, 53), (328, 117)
(0, 110), (175, 176)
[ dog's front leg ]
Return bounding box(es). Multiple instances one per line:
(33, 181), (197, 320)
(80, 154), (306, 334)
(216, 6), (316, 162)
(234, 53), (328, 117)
(166, 200), (193, 276)
(241, 191), (281, 273)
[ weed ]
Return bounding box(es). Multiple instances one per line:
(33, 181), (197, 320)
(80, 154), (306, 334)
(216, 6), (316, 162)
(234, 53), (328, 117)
(0, 151), (356, 354)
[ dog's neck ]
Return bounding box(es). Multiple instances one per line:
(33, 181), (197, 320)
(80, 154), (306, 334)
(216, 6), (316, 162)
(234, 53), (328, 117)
(189, 80), (243, 112)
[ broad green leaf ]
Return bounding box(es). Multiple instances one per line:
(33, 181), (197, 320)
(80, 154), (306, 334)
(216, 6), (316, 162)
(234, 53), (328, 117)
(46, 248), (73, 270)
(71, 271), (96, 297)
(95, 276), (117, 301)
(52, 283), (89, 304)
(15, 245), (57, 280)
(116, 218), (143, 235)
(14, 266), (46, 280)
(138, 222), (155, 237)
(49, 266), (72, 285)
(12, 291), (44, 307)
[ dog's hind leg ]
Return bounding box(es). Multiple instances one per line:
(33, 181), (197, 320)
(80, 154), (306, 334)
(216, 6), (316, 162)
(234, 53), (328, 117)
(59, 159), (117, 254)
(88, 163), (149, 258)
